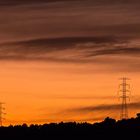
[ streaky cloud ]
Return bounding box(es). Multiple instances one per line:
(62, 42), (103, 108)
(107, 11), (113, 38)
(0, 36), (139, 72)
(68, 102), (140, 113)
(0, 36), (139, 60)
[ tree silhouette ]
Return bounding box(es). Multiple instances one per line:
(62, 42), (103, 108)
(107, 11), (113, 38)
(0, 114), (140, 140)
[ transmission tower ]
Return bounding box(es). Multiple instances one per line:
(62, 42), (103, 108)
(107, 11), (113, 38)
(118, 78), (131, 120)
(0, 103), (5, 126)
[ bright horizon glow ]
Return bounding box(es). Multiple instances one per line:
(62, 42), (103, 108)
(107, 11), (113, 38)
(0, 61), (139, 126)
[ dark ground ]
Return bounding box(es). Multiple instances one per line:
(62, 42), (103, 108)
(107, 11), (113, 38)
(1, 114), (140, 140)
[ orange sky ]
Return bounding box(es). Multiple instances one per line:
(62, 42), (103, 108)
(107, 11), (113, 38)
(0, 60), (139, 126)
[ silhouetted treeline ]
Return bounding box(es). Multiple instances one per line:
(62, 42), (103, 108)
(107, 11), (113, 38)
(1, 114), (140, 140)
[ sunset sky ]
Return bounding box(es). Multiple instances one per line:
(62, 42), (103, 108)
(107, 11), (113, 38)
(0, 0), (140, 125)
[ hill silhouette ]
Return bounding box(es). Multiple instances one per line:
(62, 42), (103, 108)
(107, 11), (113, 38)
(1, 113), (140, 140)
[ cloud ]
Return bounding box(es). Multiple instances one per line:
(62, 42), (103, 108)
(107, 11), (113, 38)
(0, 36), (139, 61)
(0, 0), (53, 6)
(0, 36), (139, 73)
(0, 0), (140, 43)
(86, 47), (140, 57)
(67, 102), (140, 113)
(0, 0), (139, 73)
(1, 0), (140, 6)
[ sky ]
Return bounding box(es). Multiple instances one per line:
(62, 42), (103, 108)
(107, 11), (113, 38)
(0, 0), (140, 125)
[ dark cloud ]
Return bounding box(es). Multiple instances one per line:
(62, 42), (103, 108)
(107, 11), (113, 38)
(68, 102), (140, 113)
(87, 47), (140, 57)
(91, 24), (140, 37)
(3, 36), (123, 49)
(0, 36), (139, 64)
(0, 0), (140, 6)
(0, 0), (139, 73)
(0, 0), (54, 6)
(0, 36), (139, 57)
(0, 37), (127, 59)
(0, 0), (140, 42)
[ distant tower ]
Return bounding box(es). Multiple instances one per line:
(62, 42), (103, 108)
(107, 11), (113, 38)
(118, 78), (131, 120)
(0, 103), (5, 126)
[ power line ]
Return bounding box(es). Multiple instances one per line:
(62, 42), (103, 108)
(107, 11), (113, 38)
(0, 103), (5, 126)
(118, 77), (131, 120)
